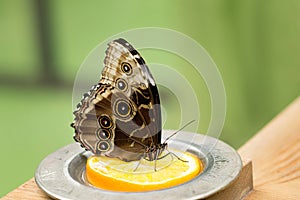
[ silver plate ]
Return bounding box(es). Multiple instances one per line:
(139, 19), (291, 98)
(35, 130), (242, 200)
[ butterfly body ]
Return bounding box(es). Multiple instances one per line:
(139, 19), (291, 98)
(71, 38), (164, 162)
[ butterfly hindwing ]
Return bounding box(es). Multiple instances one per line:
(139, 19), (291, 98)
(72, 84), (116, 155)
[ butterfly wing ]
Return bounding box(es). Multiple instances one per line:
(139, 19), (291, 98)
(72, 84), (116, 155)
(72, 38), (162, 161)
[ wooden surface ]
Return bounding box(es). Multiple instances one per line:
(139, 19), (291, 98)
(2, 97), (300, 200)
(1, 179), (48, 200)
(238, 97), (300, 200)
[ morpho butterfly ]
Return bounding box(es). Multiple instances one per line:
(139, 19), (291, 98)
(71, 38), (187, 169)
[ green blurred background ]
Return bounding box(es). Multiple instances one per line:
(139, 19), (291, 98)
(0, 0), (299, 197)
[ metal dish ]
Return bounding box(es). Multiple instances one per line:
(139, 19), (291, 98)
(35, 130), (242, 200)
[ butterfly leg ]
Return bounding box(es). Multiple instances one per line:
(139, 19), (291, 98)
(157, 152), (171, 160)
(166, 149), (188, 162)
(133, 159), (142, 172)
(133, 152), (146, 172)
(154, 150), (160, 172)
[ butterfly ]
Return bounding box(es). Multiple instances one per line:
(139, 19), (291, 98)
(71, 38), (168, 165)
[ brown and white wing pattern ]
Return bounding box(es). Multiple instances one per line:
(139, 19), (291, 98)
(71, 84), (115, 155)
(71, 38), (162, 161)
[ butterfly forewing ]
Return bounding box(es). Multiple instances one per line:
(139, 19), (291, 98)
(72, 38), (162, 161)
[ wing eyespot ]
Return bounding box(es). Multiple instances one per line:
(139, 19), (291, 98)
(96, 128), (111, 140)
(121, 62), (132, 75)
(116, 78), (128, 91)
(98, 115), (112, 129)
(114, 99), (132, 118)
(97, 141), (110, 152)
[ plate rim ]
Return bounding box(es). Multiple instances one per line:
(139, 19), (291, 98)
(35, 130), (242, 200)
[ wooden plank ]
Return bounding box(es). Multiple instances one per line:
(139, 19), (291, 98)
(1, 178), (48, 200)
(239, 97), (300, 200)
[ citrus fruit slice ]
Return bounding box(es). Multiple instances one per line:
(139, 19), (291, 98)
(86, 151), (203, 192)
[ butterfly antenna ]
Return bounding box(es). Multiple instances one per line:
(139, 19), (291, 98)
(163, 120), (195, 143)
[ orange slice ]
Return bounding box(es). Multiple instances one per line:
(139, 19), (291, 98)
(86, 151), (203, 192)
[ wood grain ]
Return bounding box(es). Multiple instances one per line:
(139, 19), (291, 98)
(239, 97), (300, 200)
(1, 178), (49, 200)
(2, 97), (300, 199)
